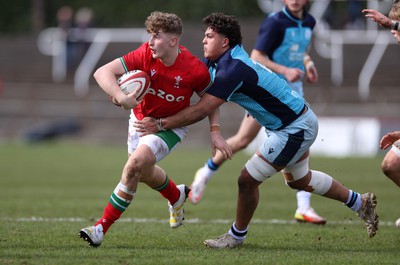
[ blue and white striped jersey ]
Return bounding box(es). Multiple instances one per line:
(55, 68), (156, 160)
(204, 45), (306, 131)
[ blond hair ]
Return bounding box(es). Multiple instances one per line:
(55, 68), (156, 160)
(145, 11), (183, 36)
(389, 2), (400, 20)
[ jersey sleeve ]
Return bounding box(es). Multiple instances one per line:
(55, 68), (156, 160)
(120, 43), (148, 72)
(306, 13), (316, 29)
(193, 61), (212, 96)
(253, 17), (281, 57)
(205, 61), (243, 101)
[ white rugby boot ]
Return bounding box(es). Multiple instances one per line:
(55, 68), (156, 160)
(189, 168), (208, 204)
(204, 233), (243, 249)
(79, 224), (104, 247)
(294, 207), (327, 225)
(168, 184), (190, 228)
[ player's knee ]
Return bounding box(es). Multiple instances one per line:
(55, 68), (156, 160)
(238, 167), (261, 191)
(285, 180), (295, 189)
(286, 179), (303, 190)
(285, 172), (310, 190)
(238, 167), (252, 185)
(123, 158), (143, 180)
(381, 159), (393, 177)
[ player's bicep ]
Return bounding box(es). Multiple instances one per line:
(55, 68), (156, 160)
(94, 58), (126, 85)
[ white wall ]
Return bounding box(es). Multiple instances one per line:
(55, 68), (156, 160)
(245, 117), (381, 157)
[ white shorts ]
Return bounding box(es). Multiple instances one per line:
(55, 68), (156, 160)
(259, 105), (318, 167)
(127, 113), (189, 162)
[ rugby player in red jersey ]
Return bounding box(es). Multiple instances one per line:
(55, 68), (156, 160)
(79, 11), (217, 247)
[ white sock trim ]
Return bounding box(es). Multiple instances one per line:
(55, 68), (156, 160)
(114, 182), (136, 197)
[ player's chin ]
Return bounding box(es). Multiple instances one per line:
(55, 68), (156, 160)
(203, 51), (214, 61)
(151, 50), (159, 59)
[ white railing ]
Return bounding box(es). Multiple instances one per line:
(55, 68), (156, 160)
(38, 0), (397, 99)
(37, 27), (148, 97)
(258, 0), (396, 100)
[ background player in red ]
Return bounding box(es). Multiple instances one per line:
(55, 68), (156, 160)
(380, 130), (400, 228)
(363, 1), (400, 43)
(79, 11), (212, 247)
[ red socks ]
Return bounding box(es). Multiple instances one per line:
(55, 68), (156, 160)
(154, 176), (180, 206)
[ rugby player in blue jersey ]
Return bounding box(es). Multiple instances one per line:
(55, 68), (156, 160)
(188, 0), (326, 225)
(135, 12), (379, 248)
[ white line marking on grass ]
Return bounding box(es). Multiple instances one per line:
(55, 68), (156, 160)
(1, 217), (394, 226)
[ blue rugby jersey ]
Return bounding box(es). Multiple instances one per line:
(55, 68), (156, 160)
(253, 6), (315, 83)
(203, 45), (306, 131)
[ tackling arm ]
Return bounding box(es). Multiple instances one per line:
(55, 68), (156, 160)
(207, 107), (233, 159)
(161, 93), (225, 129)
(134, 93), (225, 134)
(134, 93), (232, 158)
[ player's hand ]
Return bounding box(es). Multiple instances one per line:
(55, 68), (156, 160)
(116, 88), (142, 110)
(134, 117), (159, 136)
(210, 131), (232, 160)
(306, 64), (318, 83)
(362, 9), (391, 28)
(283, 67), (303, 82)
(380, 131), (400, 150)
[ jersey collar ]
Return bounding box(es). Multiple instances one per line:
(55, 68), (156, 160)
(282, 6), (306, 23)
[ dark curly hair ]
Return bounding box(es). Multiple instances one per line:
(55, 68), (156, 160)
(202, 13), (242, 47)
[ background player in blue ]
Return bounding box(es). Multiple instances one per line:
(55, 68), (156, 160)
(251, 0), (317, 97)
(135, 12), (379, 248)
(252, 0), (321, 222)
(188, 0), (325, 226)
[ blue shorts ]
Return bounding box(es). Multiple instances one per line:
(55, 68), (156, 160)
(259, 105), (318, 166)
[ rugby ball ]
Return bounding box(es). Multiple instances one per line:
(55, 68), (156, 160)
(117, 70), (151, 101)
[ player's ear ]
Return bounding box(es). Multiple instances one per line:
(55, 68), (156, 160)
(170, 35), (179, 47)
(222, 37), (229, 48)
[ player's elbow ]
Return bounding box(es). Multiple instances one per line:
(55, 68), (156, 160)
(192, 95), (223, 122)
(93, 67), (104, 83)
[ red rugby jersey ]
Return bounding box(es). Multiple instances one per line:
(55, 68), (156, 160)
(121, 42), (211, 120)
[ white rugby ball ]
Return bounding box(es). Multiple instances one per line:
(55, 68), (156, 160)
(117, 70), (151, 101)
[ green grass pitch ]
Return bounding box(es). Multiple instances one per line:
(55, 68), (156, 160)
(0, 142), (399, 265)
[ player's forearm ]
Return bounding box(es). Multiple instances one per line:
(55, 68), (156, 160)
(94, 67), (126, 102)
(208, 108), (220, 127)
(161, 105), (210, 130)
(379, 15), (392, 28)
